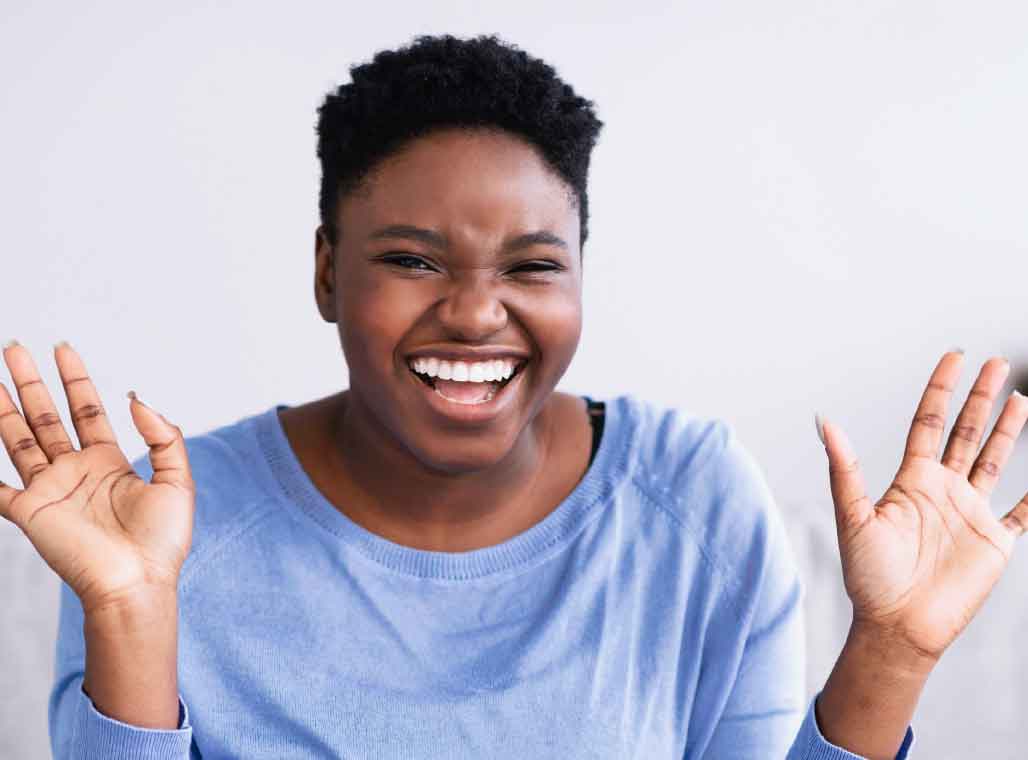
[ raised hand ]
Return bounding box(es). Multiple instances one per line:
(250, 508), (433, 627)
(0, 340), (195, 617)
(820, 350), (1028, 662)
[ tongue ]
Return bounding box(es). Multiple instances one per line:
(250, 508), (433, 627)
(435, 379), (497, 403)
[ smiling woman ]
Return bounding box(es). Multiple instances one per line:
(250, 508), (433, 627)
(314, 126), (586, 469)
(2, 32), (1026, 760)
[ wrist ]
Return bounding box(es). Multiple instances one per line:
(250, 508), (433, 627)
(847, 616), (940, 681)
(816, 623), (931, 760)
(83, 592), (177, 647)
(82, 590), (180, 729)
(81, 580), (179, 621)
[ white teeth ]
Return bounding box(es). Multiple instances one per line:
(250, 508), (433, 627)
(408, 357), (519, 383)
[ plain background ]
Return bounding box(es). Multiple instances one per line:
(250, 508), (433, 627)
(2, 1), (1026, 757)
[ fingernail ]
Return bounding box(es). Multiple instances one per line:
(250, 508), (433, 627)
(1014, 389), (1026, 400)
(3, 339), (20, 350)
(814, 412), (826, 445)
(54, 340), (71, 350)
(127, 390), (148, 407)
(948, 346), (965, 356)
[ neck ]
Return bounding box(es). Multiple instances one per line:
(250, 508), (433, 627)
(323, 389), (557, 552)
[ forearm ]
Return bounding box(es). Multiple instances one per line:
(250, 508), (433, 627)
(815, 621), (934, 760)
(81, 590), (181, 729)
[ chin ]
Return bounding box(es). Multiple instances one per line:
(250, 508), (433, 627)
(405, 430), (523, 475)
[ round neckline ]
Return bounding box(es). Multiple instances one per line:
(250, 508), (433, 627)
(252, 394), (637, 580)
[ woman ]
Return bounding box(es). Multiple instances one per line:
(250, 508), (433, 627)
(2, 34), (1025, 760)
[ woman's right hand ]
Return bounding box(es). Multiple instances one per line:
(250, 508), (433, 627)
(0, 340), (194, 617)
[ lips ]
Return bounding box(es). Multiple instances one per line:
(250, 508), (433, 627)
(405, 357), (529, 423)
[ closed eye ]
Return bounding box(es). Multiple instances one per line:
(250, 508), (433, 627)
(510, 260), (564, 274)
(379, 254), (436, 271)
(376, 254), (563, 276)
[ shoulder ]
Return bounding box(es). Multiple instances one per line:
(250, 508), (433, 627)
(127, 407), (281, 587)
(616, 395), (795, 596)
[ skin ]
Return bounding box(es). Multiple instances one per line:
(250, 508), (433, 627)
(278, 127), (594, 552)
(1, 127), (1027, 756)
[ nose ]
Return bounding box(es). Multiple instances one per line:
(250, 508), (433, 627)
(435, 275), (508, 340)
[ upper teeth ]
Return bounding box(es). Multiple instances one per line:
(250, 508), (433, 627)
(409, 357), (518, 383)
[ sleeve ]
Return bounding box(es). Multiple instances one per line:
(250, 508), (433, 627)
(47, 580), (195, 760)
(789, 693), (914, 759)
(697, 429), (915, 760)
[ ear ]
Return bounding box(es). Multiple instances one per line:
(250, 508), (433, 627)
(314, 225), (338, 323)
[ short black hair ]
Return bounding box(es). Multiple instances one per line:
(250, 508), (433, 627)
(315, 33), (604, 248)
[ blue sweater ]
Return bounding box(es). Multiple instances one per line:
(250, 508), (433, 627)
(48, 394), (914, 759)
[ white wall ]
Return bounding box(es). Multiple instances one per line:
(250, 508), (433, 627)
(2, 1), (1026, 757)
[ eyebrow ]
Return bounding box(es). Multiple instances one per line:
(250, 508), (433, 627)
(505, 230), (568, 252)
(368, 224), (446, 248)
(367, 224), (568, 254)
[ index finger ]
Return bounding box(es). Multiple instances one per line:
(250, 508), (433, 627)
(903, 350), (965, 463)
(53, 342), (119, 450)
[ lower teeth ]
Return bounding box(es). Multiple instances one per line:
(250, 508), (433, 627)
(434, 384), (498, 405)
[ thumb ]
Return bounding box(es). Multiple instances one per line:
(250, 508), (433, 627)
(817, 412), (873, 534)
(127, 391), (194, 493)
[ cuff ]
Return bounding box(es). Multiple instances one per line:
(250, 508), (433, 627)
(794, 692), (914, 759)
(74, 683), (193, 759)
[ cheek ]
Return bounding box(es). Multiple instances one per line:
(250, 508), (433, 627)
(516, 287), (582, 371)
(340, 279), (430, 375)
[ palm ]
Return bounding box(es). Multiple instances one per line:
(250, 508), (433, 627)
(19, 446), (192, 610)
(822, 351), (1028, 661)
(0, 341), (194, 615)
(843, 459), (1011, 656)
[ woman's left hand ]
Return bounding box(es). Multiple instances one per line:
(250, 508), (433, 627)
(820, 350), (1028, 663)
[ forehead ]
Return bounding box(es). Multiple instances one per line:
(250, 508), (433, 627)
(338, 128), (579, 248)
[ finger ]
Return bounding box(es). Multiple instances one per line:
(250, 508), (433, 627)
(904, 350), (965, 463)
(0, 381), (51, 488)
(127, 392), (194, 493)
(819, 414), (874, 533)
(53, 341), (119, 450)
(970, 390), (1028, 497)
(1, 341), (77, 462)
(940, 357), (1011, 476)
(0, 476), (24, 523)
(1000, 492), (1028, 538)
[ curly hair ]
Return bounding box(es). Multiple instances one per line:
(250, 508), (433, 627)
(315, 33), (604, 248)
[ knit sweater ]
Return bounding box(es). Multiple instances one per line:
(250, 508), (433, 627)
(49, 394), (914, 759)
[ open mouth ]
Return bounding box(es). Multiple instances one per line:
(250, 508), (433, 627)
(408, 360), (527, 405)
